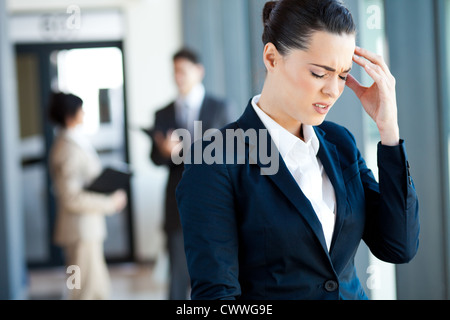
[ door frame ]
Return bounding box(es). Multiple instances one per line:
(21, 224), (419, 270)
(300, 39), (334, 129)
(16, 41), (135, 269)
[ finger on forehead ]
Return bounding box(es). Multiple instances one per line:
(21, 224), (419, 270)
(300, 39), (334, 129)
(354, 46), (392, 76)
(364, 63), (390, 91)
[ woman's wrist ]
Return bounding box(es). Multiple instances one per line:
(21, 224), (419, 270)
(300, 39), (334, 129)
(378, 122), (400, 146)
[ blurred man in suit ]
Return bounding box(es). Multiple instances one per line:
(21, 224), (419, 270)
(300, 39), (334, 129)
(150, 48), (235, 300)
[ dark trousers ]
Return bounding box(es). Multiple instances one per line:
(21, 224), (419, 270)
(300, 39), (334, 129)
(167, 230), (190, 300)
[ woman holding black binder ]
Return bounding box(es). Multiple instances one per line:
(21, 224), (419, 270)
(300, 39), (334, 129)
(48, 92), (127, 300)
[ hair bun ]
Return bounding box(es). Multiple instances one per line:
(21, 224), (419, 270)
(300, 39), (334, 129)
(262, 1), (277, 25)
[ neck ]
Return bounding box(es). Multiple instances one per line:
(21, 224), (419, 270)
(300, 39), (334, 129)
(258, 83), (303, 140)
(65, 123), (78, 130)
(180, 82), (202, 98)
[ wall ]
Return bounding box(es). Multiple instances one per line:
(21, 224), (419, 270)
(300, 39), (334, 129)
(385, 0), (450, 299)
(0, 0), (26, 300)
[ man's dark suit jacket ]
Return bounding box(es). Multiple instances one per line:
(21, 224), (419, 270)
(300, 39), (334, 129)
(151, 95), (234, 234)
(176, 101), (420, 300)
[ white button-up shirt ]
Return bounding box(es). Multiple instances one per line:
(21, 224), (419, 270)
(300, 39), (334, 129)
(252, 95), (337, 251)
(175, 83), (205, 135)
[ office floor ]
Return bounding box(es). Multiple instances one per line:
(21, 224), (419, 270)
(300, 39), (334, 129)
(26, 260), (169, 300)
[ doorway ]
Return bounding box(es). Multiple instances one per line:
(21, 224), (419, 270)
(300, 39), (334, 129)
(16, 41), (134, 268)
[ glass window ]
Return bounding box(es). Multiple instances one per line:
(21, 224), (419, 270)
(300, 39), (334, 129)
(359, 0), (387, 176)
(359, 0), (397, 301)
(55, 47), (124, 137)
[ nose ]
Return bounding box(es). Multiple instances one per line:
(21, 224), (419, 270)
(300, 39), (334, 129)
(322, 77), (341, 99)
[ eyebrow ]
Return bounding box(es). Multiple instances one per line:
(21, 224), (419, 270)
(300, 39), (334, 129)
(310, 63), (352, 73)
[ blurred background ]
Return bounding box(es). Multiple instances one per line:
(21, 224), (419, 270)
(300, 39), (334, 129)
(0, 0), (449, 300)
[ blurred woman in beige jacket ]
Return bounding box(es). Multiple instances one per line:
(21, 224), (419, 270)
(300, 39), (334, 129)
(48, 92), (127, 300)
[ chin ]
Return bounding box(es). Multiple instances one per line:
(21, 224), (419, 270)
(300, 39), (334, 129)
(314, 118), (327, 126)
(304, 116), (327, 127)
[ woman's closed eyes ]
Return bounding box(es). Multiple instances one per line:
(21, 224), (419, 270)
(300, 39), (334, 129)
(311, 71), (348, 81)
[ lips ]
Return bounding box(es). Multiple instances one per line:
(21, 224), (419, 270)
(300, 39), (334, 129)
(313, 103), (332, 115)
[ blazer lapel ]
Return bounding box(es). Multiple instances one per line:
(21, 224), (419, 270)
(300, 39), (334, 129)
(198, 96), (215, 129)
(314, 127), (348, 254)
(266, 155), (330, 253)
(162, 103), (179, 130)
(236, 103), (330, 254)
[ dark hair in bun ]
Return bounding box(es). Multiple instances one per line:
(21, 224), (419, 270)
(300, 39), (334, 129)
(262, 1), (278, 26)
(48, 92), (83, 128)
(262, 0), (356, 55)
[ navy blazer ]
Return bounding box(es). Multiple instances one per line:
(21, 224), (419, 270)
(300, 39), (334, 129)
(176, 101), (420, 300)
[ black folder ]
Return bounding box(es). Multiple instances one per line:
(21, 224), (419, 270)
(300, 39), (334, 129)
(141, 127), (156, 140)
(86, 167), (132, 194)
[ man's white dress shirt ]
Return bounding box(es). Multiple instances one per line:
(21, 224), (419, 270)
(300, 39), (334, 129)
(175, 83), (205, 135)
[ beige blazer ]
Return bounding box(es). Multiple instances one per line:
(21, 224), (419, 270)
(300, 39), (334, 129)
(49, 128), (117, 246)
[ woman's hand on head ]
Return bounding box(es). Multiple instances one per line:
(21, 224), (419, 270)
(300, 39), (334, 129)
(346, 46), (400, 146)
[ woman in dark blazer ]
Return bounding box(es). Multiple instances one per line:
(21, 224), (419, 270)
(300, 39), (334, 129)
(176, 0), (419, 300)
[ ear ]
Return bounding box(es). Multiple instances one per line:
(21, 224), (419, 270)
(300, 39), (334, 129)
(197, 63), (205, 80)
(198, 64), (205, 79)
(263, 43), (280, 72)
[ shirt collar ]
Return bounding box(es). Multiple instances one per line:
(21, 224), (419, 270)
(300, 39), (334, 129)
(176, 83), (205, 111)
(62, 126), (97, 155)
(251, 94), (320, 159)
